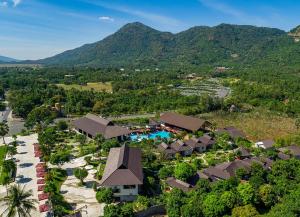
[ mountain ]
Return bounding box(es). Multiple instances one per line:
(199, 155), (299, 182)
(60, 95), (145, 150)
(0, 55), (19, 63)
(34, 22), (300, 69)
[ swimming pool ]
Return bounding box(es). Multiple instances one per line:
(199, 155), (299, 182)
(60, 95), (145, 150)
(130, 131), (172, 141)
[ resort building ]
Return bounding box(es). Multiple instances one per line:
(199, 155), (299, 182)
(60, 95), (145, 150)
(235, 147), (252, 159)
(216, 126), (246, 139)
(160, 112), (211, 132)
(170, 140), (193, 156)
(72, 114), (131, 140)
(255, 139), (275, 149)
(202, 157), (273, 181)
(278, 145), (300, 159)
(165, 177), (194, 192)
(185, 134), (216, 153)
(99, 145), (143, 201)
(157, 142), (177, 159)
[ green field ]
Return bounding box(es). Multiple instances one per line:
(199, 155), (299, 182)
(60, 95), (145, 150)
(57, 82), (113, 93)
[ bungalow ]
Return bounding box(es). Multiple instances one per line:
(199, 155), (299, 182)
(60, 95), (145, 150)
(73, 114), (131, 140)
(235, 147), (252, 159)
(165, 177), (194, 192)
(278, 145), (300, 159)
(216, 126), (246, 139)
(157, 142), (177, 159)
(99, 145), (143, 201)
(255, 139), (275, 149)
(202, 157), (272, 181)
(160, 112), (211, 132)
(185, 134), (215, 153)
(170, 140), (193, 156)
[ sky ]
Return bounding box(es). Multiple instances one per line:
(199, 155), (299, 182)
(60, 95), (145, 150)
(0, 0), (299, 60)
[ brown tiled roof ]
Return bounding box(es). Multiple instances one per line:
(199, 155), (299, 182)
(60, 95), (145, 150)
(185, 135), (215, 149)
(158, 142), (177, 154)
(73, 114), (131, 139)
(216, 126), (246, 139)
(160, 112), (209, 132)
(279, 145), (300, 157)
(171, 140), (193, 152)
(278, 152), (290, 160)
(257, 139), (275, 149)
(166, 177), (193, 192)
(235, 147), (252, 158)
(203, 158), (265, 180)
(100, 145), (143, 186)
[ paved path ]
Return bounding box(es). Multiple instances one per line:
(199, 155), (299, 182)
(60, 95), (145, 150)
(59, 156), (104, 217)
(0, 134), (44, 217)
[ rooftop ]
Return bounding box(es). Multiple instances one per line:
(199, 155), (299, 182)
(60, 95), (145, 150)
(100, 145), (143, 186)
(160, 112), (209, 132)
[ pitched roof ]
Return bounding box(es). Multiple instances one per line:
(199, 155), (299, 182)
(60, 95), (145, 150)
(279, 145), (300, 157)
(185, 135), (215, 149)
(166, 177), (194, 192)
(256, 139), (275, 149)
(157, 142), (177, 155)
(216, 126), (246, 139)
(203, 158), (262, 180)
(73, 114), (131, 139)
(100, 145), (143, 186)
(171, 140), (193, 152)
(235, 147), (252, 158)
(160, 112), (208, 132)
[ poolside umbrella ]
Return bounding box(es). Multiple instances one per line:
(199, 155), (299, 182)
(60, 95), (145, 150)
(38, 193), (49, 201)
(85, 165), (93, 170)
(37, 179), (45, 184)
(38, 185), (45, 192)
(39, 204), (50, 212)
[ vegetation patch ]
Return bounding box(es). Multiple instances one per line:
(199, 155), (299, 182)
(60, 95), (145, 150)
(57, 82), (113, 93)
(200, 108), (300, 141)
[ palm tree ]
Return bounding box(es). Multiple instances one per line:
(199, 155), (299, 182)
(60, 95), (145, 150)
(0, 122), (9, 145)
(0, 185), (37, 217)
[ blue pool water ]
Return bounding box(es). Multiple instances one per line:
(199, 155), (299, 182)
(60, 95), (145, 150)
(130, 131), (171, 141)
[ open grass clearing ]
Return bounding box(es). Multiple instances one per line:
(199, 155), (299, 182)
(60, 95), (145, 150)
(57, 82), (113, 93)
(199, 108), (300, 141)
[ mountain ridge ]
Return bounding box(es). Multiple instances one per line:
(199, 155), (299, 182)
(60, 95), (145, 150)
(28, 22), (299, 69)
(0, 55), (20, 63)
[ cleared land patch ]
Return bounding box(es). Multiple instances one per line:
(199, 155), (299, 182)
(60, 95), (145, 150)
(199, 108), (300, 141)
(57, 82), (113, 93)
(176, 78), (231, 98)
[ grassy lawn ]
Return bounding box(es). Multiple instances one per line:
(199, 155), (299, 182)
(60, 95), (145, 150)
(56, 82), (113, 93)
(200, 108), (300, 141)
(0, 146), (7, 185)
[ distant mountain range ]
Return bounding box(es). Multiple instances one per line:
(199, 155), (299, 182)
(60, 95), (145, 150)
(0, 55), (20, 63)
(26, 22), (300, 69)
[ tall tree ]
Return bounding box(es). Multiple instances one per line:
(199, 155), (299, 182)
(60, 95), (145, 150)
(0, 185), (37, 217)
(0, 122), (9, 145)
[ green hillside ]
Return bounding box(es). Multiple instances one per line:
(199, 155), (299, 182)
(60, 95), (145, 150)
(34, 22), (300, 69)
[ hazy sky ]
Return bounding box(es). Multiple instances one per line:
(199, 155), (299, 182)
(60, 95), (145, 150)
(0, 0), (299, 60)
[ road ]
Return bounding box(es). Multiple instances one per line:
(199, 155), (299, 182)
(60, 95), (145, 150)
(0, 107), (11, 122)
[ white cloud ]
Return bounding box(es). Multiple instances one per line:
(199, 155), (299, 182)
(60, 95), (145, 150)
(0, 1), (8, 7)
(12, 0), (21, 7)
(82, 0), (181, 27)
(99, 16), (114, 22)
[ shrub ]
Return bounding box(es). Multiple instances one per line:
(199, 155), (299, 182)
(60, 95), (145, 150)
(96, 188), (114, 204)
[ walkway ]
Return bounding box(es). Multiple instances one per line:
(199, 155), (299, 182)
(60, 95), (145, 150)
(0, 134), (43, 217)
(60, 156), (105, 217)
